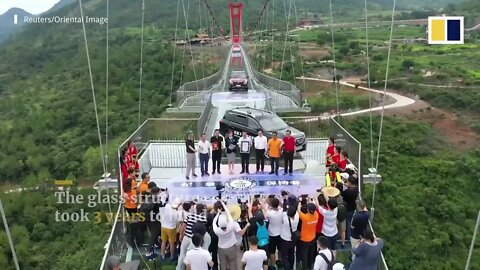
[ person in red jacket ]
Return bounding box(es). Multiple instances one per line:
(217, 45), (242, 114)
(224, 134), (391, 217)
(121, 157), (129, 180)
(326, 137), (336, 167)
(332, 146), (342, 165)
(283, 130), (296, 175)
(338, 150), (348, 171)
(127, 141), (138, 158)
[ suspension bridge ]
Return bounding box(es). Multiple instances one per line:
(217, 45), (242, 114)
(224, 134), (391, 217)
(88, 0), (408, 268)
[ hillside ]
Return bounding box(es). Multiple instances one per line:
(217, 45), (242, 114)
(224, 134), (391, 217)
(0, 8), (33, 41)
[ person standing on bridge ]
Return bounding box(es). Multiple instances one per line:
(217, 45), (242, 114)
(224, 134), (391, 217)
(254, 130), (268, 174)
(268, 132), (283, 175)
(186, 133), (198, 180)
(210, 129), (224, 174)
(283, 130), (296, 176)
(238, 131), (252, 174)
(225, 130), (239, 174)
(198, 134), (211, 177)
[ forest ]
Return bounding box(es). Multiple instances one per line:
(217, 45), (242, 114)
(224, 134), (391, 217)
(0, 0), (478, 269)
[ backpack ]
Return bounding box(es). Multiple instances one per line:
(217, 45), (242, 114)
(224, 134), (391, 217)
(318, 249), (337, 270)
(256, 221), (269, 247)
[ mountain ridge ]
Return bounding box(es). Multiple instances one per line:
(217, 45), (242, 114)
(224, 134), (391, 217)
(0, 8), (33, 41)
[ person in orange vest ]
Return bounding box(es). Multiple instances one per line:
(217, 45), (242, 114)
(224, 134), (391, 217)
(268, 132), (283, 175)
(138, 173), (150, 194)
(124, 178), (138, 216)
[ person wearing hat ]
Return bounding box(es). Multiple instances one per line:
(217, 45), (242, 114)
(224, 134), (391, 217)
(160, 196), (180, 261)
(213, 200), (250, 270)
(316, 188), (339, 256)
(297, 197), (319, 270)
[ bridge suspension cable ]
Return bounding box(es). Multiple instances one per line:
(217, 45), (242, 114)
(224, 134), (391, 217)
(292, 0), (306, 91)
(182, 0), (200, 91)
(169, 0), (181, 106)
(198, 0), (205, 78)
(271, 0), (275, 70)
(138, 0), (145, 127)
(371, 0), (396, 217)
(286, 0), (297, 85)
(78, 0), (112, 219)
(279, 0), (292, 84)
(0, 199), (19, 269)
(328, 0), (341, 123)
(364, 0), (375, 176)
(246, 0), (271, 41)
(262, 0), (271, 71)
(179, 0), (190, 86)
(105, 0), (110, 175)
(203, 0), (227, 40)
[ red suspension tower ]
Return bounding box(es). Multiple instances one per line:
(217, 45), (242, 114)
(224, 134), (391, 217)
(229, 1), (243, 44)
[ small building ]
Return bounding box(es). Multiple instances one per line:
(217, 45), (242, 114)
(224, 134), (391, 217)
(299, 18), (321, 28)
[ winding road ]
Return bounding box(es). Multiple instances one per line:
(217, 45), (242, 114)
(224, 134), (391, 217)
(296, 77), (416, 120)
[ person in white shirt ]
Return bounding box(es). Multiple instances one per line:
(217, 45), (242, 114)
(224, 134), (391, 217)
(242, 236), (268, 270)
(160, 198), (180, 261)
(213, 200), (250, 270)
(254, 130), (268, 173)
(313, 236), (335, 270)
(317, 188), (339, 256)
(264, 197), (283, 266)
(197, 133), (211, 177)
(184, 233), (214, 270)
(279, 207), (299, 270)
(238, 131), (252, 174)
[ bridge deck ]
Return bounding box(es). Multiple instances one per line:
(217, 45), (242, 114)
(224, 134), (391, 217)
(140, 139), (328, 204)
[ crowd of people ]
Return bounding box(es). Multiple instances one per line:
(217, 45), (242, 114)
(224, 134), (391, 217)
(111, 136), (384, 270)
(184, 129), (298, 179)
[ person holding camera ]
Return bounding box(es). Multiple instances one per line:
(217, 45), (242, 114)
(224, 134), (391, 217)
(297, 196), (319, 270)
(280, 206), (299, 270)
(213, 200), (250, 270)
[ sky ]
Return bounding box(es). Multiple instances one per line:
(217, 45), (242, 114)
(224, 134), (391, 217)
(0, 0), (61, 15)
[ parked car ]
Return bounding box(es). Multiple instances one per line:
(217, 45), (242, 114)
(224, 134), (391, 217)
(219, 107), (307, 151)
(229, 70), (249, 91)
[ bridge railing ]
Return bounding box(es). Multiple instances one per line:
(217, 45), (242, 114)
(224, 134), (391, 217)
(250, 69), (303, 106)
(197, 93), (214, 136)
(100, 118), (200, 270)
(242, 45), (303, 107)
(175, 47), (229, 106)
(102, 116), (387, 270)
(284, 115), (388, 270)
